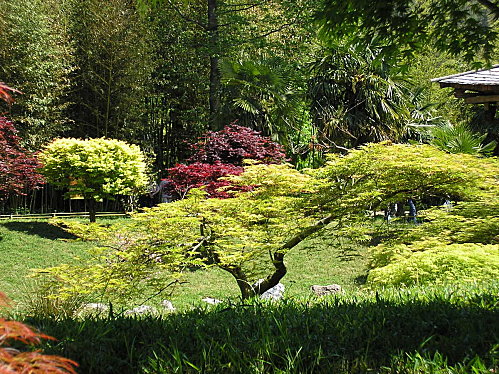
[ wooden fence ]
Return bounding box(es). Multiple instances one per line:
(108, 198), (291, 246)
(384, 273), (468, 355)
(0, 212), (129, 220)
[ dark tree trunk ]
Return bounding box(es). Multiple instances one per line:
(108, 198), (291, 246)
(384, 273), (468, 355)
(250, 251), (287, 296)
(207, 0), (221, 130)
(87, 198), (96, 223)
(246, 215), (335, 298)
(204, 214), (335, 300)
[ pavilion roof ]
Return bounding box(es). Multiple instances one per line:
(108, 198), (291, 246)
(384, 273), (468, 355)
(431, 65), (499, 92)
(431, 65), (499, 104)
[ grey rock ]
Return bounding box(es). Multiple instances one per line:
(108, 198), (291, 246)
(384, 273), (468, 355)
(254, 279), (285, 300)
(83, 303), (108, 312)
(202, 297), (222, 305)
(161, 300), (176, 312)
(124, 305), (157, 315)
(311, 284), (343, 296)
(261, 283), (285, 300)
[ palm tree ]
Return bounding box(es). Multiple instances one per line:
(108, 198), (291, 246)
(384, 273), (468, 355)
(220, 58), (304, 145)
(308, 42), (412, 149)
(429, 122), (497, 155)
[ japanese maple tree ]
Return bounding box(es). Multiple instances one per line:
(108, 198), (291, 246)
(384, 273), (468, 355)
(0, 83), (43, 202)
(0, 116), (43, 201)
(188, 123), (286, 166)
(166, 123), (286, 199)
(167, 162), (246, 199)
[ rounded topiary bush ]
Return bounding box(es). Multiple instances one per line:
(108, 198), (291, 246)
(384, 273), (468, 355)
(368, 243), (499, 287)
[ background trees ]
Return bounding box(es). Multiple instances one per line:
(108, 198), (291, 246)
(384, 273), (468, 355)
(317, 0), (499, 64)
(67, 0), (154, 141)
(0, 0), (496, 213)
(308, 42), (413, 149)
(0, 0), (73, 149)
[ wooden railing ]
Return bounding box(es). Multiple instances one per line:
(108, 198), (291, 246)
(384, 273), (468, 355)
(0, 212), (129, 220)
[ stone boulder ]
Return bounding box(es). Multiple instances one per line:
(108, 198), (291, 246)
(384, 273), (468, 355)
(161, 300), (176, 312)
(124, 305), (157, 315)
(83, 302), (108, 313)
(253, 279), (285, 300)
(202, 297), (222, 305)
(311, 284), (343, 296)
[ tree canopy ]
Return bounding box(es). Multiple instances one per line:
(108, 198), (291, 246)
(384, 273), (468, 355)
(42, 142), (498, 300)
(38, 138), (148, 222)
(317, 0), (499, 64)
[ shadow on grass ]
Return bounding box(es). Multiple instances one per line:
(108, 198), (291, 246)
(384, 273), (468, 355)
(2, 221), (77, 240)
(354, 274), (368, 285)
(30, 290), (498, 374)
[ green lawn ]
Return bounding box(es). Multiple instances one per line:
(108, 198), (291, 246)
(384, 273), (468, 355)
(0, 220), (94, 302)
(2, 219), (497, 374)
(0, 219), (369, 311)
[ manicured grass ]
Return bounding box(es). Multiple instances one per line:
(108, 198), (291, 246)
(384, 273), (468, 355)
(0, 220), (94, 303)
(0, 219), (370, 310)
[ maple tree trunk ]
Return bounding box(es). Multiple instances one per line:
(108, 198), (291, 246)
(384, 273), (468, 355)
(87, 198), (96, 223)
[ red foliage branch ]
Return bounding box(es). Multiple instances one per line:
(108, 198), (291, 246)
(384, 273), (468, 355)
(0, 83), (21, 107)
(0, 293), (78, 374)
(0, 116), (44, 200)
(165, 124), (286, 199)
(167, 162), (248, 199)
(188, 123), (286, 166)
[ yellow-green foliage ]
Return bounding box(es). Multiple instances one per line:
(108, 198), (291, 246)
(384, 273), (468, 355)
(42, 143), (499, 299)
(42, 163), (317, 301)
(312, 142), (499, 288)
(314, 142), (496, 216)
(38, 138), (148, 200)
(368, 243), (499, 286)
(367, 162), (499, 287)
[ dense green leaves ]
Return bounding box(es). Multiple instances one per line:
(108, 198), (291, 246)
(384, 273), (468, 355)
(38, 138), (148, 221)
(318, 0), (499, 64)
(67, 0), (154, 140)
(368, 192), (499, 286)
(0, 0), (74, 148)
(430, 122), (497, 155)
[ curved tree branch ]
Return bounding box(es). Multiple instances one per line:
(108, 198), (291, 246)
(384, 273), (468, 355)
(476, 0), (499, 19)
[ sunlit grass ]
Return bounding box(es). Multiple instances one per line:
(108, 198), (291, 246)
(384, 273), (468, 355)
(0, 218), (369, 310)
(0, 220), (93, 302)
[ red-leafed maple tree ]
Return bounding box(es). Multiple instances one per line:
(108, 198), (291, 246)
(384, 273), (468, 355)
(0, 116), (43, 201)
(0, 83), (75, 373)
(167, 162), (247, 199)
(0, 82), (43, 201)
(166, 123), (286, 199)
(188, 123), (286, 166)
